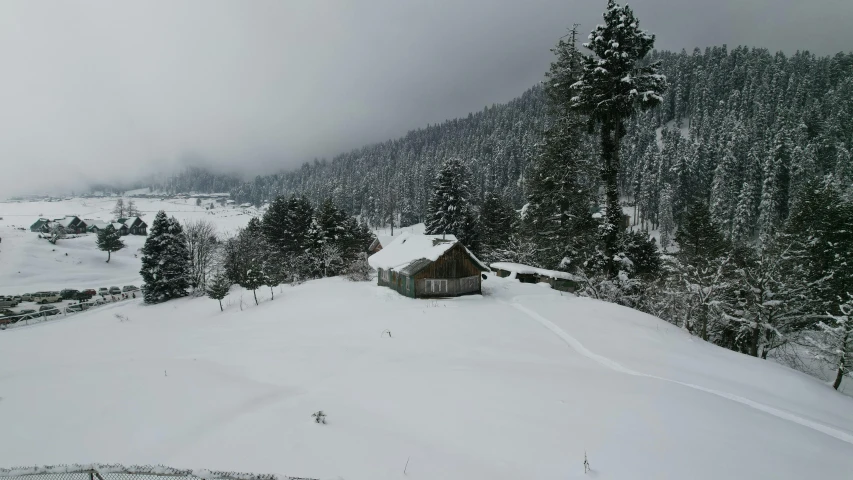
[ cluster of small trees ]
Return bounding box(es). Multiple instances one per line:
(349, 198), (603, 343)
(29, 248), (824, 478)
(138, 198), (373, 309)
(112, 198), (141, 218)
(218, 196), (373, 305)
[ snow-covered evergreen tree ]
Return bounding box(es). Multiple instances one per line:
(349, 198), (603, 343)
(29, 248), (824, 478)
(96, 224), (125, 263)
(424, 157), (479, 249)
(479, 192), (517, 264)
(140, 211), (191, 304)
(658, 184), (675, 251)
(571, 0), (667, 274)
(206, 271), (231, 312)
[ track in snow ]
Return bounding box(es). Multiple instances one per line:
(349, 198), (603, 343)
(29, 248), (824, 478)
(506, 300), (853, 446)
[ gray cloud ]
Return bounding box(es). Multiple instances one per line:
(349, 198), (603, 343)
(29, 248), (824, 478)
(1, 0), (851, 196)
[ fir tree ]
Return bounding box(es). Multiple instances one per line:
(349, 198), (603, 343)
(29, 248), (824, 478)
(424, 157), (479, 249)
(206, 271), (231, 312)
(525, 23), (598, 271)
(140, 211), (191, 304)
(571, 0), (667, 274)
(241, 264), (265, 306)
(675, 201), (729, 264)
(479, 192), (517, 264)
(96, 224), (125, 263)
(658, 184), (675, 251)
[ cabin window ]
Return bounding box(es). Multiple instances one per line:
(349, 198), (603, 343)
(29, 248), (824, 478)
(425, 279), (447, 294)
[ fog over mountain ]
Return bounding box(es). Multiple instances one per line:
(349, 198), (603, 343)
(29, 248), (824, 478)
(0, 0), (851, 196)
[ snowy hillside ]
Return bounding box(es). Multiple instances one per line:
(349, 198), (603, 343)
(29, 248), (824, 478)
(1, 276), (851, 479)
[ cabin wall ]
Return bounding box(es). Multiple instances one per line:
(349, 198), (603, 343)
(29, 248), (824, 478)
(415, 276), (480, 297)
(412, 244), (482, 281)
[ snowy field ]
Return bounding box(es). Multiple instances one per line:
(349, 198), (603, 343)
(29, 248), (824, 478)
(1, 198), (853, 479)
(0, 197), (255, 293)
(1, 274), (852, 479)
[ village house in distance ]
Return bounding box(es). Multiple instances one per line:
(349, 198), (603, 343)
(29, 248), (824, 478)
(368, 232), (488, 298)
(30, 215), (147, 236)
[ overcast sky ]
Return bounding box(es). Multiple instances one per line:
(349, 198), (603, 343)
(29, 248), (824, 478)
(1, 0), (851, 196)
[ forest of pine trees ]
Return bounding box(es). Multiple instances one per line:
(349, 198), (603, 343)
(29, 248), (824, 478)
(225, 46), (853, 243)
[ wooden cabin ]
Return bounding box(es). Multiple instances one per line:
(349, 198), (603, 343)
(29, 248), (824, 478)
(56, 216), (87, 234)
(30, 218), (51, 233)
(119, 217), (148, 235)
(368, 233), (487, 298)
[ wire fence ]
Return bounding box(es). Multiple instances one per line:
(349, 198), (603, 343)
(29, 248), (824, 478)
(0, 465), (316, 480)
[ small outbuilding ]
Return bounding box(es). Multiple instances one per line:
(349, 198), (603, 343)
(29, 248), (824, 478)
(368, 233), (487, 298)
(490, 262), (581, 293)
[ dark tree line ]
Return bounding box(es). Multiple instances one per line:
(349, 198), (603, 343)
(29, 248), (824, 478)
(221, 196), (374, 304)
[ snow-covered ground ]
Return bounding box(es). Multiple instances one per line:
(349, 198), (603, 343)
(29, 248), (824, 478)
(1, 275), (852, 479)
(0, 197), (256, 293)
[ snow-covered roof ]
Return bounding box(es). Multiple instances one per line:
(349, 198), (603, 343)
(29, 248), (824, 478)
(122, 216), (144, 226)
(86, 219), (109, 229)
(490, 262), (582, 281)
(57, 216), (80, 228)
(368, 232), (489, 275)
(376, 235), (395, 248)
(111, 222), (126, 230)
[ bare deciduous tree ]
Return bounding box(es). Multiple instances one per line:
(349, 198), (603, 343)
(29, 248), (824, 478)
(184, 218), (219, 294)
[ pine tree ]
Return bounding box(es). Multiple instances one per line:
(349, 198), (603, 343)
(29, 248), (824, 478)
(241, 265), (265, 306)
(675, 201), (729, 264)
(571, 0), (667, 275)
(140, 211), (191, 304)
(96, 224), (125, 263)
(658, 184), (675, 251)
(206, 271), (231, 312)
(524, 23), (598, 271)
(785, 179), (853, 317)
(424, 157), (479, 248)
(479, 192), (517, 264)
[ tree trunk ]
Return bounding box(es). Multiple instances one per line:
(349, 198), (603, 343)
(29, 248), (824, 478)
(832, 365), (844, 390)
(699, 303), (709, 341)
(218, 299), (223, 312)
(270, 285), (274, 300)
(600, 120), (622, 277)
(253, 289), (258, 305)
(106, 251), (111, 263)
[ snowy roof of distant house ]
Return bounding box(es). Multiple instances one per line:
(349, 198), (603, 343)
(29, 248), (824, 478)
(111, 222), (126, 230)
(490, 262), (582, 281)
(87, 219), (110, 229)
(239, 203), (252, 208)
(122, 216), (144, 226)
(368, 232), (486, 275)
(57, 216), (80, 228)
